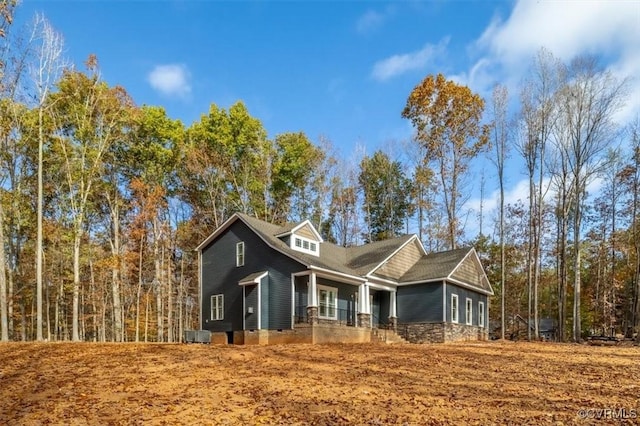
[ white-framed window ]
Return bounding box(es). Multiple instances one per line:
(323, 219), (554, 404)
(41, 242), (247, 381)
(236, 241), (245, 267)
(291, 235), (319, 256)
(478, 301), (485, 328)
(318, 285), (337, 320)
(466, 298), (473, 325)
(211, 294), (224, 320)
(451, 294), (458, 323)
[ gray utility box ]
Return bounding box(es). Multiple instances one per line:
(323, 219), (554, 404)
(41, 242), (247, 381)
(184, 330), (211, 344)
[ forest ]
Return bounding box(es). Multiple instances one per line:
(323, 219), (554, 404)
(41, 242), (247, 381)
(0, 2), (638, 343)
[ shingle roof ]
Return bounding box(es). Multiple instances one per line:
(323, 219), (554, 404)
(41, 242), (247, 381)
(400, 247), (471, 282)
(202, 213), (492, 295)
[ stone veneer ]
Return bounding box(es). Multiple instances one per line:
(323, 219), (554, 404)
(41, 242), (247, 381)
(399, 322), (488, 343)
(357, 313), (371, 328)
(306, 306), (319, 325)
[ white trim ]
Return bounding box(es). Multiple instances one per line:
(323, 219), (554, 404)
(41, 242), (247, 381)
(242, 286), (245, 331)
(257, 279), (262, 330)
(195, 213), (241, 251)
(211, 294), (224, 321)
(365, 235), (427, 277)
(366, 281), (397, 292)
(451, 293), (458, 323)
(238, 271), (268, 286)
(309, 265), (366, 285)
(291, 235), (320, 256)
(478, 301), (485, 328)
(366, 275), (400, 287)
(317, 284), (338, 320)
(236, 241), (245, 267)
(291, 274), (296, 329)
(198, 250), (202, 328)
(465, 298), (473, 326)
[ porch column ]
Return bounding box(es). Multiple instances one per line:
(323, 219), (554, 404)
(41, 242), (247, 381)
(388, 290), (398, 332)
(307, 272), (318, 324)
(357, 282), (371, 328)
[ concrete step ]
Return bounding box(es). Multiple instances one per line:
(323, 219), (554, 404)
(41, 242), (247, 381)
(371, 327), (408, 344)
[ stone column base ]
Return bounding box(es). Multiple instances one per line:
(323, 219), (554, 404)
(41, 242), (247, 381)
(357, 313), (371, 328)
(307, 306), (319, 325)
(388, 316), (398, 332)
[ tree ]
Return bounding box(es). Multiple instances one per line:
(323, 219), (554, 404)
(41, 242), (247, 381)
(269, 132), (320, 224)
(517, 48), (562, 339)
(359, 150), (412, 242)
(402, 73), (489, 249)
(489, 84), (510, 339)
(557, 56), (627, 341)
(48, 56), (134, 341)
(28, 13), (65, 341)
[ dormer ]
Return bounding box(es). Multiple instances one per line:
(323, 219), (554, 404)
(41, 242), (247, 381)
(276, 220), (323, 257)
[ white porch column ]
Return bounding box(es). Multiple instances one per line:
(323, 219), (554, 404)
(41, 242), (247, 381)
(357, 282), (370, 314)
(308, 272), (318, 307)
(389, 290), (397, 318)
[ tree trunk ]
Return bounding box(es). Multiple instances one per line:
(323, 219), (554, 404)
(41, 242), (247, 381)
(72, 232), (81, 341)
(0, 201), (8, 341)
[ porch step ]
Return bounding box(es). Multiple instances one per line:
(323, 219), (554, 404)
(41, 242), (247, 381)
(371, 328), (408, 344)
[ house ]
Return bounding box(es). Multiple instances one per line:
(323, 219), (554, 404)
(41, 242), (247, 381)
(196, 213), (493, 345)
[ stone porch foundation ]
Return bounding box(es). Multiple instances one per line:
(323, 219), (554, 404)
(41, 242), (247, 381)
(399, 322), (488, 343)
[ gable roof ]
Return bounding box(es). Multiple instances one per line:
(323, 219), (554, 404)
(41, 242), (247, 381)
(401, 247), (493, 295)
(196, 213), (493, 295)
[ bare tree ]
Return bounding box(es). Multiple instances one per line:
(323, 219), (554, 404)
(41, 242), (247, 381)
(517, 48), (562, 339)
(29, 13), (65, 341)
(489, 84), (510, 339)
(557, 56), (628, 341)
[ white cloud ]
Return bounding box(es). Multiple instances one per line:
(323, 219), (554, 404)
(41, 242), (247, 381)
(469, 0), (640, 120)
(371, 38), (449, 81)
(356, 5), (396, 34)
(147, 64), (191, 98)
(356, 10), (384, 34)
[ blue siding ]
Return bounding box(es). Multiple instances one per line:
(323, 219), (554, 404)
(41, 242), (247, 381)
(445, 283), (488, 326)
(397, 282), (443, 323)
(201, 219), (305, 332)
(244, 284), (258, 330)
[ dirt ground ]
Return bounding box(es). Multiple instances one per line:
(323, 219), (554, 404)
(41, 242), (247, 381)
(0, 341), (639, 425)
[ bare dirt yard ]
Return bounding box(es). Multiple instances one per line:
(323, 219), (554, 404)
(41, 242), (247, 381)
(0, 341), (639, 425)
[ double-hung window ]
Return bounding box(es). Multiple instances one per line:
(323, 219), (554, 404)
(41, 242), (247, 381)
(236, 242), (245, 267)
(478, 302), (485, 328)
(466, 298), (473, 325)
(211, 294), (224, 320)
(318, 285), (337, 320)
(451, 294), (459, 323)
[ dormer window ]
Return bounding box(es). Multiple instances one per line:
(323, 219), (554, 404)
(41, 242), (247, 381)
(292, 236), (319, 256)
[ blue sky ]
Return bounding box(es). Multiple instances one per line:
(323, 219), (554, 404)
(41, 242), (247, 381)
(13, 0), (640, 236)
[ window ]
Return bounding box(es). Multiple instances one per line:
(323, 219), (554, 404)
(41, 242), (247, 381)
(236, 242), (244, 267)
(318, 285), (337, 320)
(290, 235), (319, 256)
(211, 294), (223, 320)
(478, 302), (485, 328)
(466, 298), (473, 325)
(451, 294), (458, 323)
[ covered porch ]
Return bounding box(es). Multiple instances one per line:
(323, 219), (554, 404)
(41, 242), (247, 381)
(291, 270), (398, 331)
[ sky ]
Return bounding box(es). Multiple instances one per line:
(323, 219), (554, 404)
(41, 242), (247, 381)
(12, 0), (640, 237)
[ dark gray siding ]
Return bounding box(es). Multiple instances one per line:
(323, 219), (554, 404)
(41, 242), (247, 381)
(201, 219), (305, 332)
(445, 283), (488, 326)
(260, 275), (269, 329)
(244, 284), (258, 330)
(397, 282), (443, 323)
